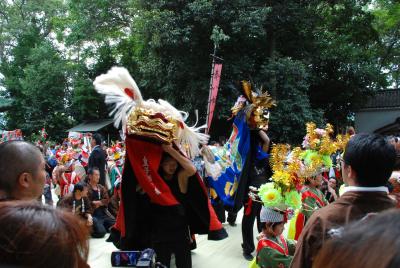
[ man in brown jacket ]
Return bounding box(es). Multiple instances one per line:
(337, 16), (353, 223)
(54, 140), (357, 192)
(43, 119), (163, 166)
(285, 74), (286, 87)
(87, 167), (115, 237)
(291, 133), (397, 268)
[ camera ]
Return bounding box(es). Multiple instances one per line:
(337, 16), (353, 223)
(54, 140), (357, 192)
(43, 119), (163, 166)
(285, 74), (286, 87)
(111, 249), (157, 267)
(136, 249), (157, 267)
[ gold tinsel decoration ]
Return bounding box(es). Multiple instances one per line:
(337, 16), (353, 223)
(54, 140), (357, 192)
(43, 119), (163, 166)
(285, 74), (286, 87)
(303, 122), (340, 155)
(270, 144), (304, 191)
(231, 81), (276, 117)
(269, 123), (350, 189)
(270, 144), (290, 173)
(336, 134), (351, 152)
(287, 147), (302, 175)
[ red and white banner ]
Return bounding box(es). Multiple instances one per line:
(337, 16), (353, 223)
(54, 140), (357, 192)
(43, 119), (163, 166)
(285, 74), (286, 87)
(207, 63), (223, 133)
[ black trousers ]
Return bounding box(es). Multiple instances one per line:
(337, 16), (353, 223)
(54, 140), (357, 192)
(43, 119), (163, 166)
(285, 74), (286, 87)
(212, 199), (238, 224)
(212, 199), (226, 223)
(153, 241), (192, 268)
(92, 208), (116, 238)
(227, 211), (238, 224)
(241, 198), (263, 254)
(92, 217), (106, 238)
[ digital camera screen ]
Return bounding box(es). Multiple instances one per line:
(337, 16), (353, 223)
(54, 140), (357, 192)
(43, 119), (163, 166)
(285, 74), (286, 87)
(111, 251), (141, 267)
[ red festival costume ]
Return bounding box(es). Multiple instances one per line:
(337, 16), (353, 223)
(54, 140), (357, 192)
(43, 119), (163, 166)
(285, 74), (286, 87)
(94, 67), (228, 250)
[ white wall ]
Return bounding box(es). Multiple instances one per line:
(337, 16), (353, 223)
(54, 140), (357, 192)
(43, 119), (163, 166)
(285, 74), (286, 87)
(355, 108), (400, 133)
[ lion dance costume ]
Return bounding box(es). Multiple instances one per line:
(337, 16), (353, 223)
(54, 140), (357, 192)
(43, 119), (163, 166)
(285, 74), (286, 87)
(203, 81), (276, 256)
(94, 67), (227, 251)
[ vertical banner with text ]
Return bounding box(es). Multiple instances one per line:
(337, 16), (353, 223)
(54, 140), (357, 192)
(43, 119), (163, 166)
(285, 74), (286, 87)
(207, 63), (223, 133)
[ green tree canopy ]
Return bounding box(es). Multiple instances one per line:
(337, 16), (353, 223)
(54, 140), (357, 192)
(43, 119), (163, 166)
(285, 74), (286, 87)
(0, 0), (398, 143)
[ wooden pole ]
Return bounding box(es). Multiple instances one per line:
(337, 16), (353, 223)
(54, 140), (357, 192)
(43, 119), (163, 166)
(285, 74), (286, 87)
(205, 45), (217, 134)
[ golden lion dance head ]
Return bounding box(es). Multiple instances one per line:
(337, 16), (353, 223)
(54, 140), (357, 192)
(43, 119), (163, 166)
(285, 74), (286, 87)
(231, 81), (276, 130)
(127, 107), (180, 143)
(93, 67), (208, 158)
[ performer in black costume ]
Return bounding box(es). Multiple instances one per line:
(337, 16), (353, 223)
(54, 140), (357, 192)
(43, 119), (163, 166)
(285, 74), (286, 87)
(241, 128), (272, 260)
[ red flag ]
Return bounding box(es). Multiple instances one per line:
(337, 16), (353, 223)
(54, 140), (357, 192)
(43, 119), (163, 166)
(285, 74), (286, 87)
(207, 63), (222, 133)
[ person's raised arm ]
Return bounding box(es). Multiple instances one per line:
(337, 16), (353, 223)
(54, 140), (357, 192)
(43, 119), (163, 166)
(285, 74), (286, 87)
(258, 128), (270, 152)
(161, 143), (197, 194)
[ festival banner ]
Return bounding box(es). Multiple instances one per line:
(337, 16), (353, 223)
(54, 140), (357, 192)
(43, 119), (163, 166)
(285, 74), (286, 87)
(207, 63), (223, 133)
(207, 111), (251, 208)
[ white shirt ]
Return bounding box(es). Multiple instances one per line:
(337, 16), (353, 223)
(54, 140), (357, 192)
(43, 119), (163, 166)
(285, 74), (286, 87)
(343, 186), (389, 194)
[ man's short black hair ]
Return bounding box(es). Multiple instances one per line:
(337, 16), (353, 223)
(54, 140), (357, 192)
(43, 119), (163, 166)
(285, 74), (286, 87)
(0, 141), (42, 194)
(344, 133), (396, 187)
(73, 181), (87, 193)
(92, 133), (102, 146)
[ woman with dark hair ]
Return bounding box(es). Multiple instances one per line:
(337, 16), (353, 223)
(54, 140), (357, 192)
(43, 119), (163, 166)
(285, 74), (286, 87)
(0, 201), (90, 268)
(151, 143), (197, 268)
(322, 178), (338, 203)
(314, 209), (400, 268)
